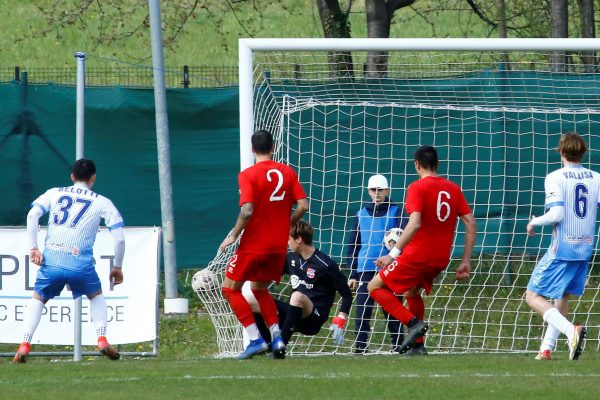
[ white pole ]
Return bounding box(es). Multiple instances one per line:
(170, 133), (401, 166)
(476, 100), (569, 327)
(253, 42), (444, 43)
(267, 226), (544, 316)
(74, 50), (86, 362)
(238, 40), (254, 171)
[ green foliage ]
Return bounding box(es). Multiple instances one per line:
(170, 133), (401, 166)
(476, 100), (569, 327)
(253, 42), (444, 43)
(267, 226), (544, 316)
(0, 0), (492, 68)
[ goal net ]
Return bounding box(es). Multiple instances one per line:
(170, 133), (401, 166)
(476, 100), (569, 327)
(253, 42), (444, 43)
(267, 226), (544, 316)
(197, 39), (600, 357)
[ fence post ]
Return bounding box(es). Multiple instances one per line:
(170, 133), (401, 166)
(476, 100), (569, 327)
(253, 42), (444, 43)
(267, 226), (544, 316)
(182, 65), (190, 88)
(14, 66), (20, 82)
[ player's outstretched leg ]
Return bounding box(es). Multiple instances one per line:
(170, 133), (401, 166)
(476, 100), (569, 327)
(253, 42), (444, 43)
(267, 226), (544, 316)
(98, 336), (121, 360)
(398, 318), (428, 354)
(568, 324), (587, 361)
(237, 337), (269, 360)
(13, 342), (31, 363)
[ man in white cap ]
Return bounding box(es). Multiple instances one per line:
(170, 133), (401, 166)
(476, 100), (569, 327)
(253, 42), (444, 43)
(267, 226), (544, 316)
(345, 174), (407, 353)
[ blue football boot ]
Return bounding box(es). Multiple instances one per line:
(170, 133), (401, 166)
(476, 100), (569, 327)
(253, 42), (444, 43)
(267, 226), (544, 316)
(237, 338), (268, 360)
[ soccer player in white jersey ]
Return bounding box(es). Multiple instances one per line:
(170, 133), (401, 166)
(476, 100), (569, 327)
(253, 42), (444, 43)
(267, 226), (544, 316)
(13, 159), (125, 363)
(526, 132), (598, 361)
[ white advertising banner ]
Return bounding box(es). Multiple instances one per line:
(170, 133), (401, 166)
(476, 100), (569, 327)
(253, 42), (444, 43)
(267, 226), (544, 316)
(0, 227), (160, 345)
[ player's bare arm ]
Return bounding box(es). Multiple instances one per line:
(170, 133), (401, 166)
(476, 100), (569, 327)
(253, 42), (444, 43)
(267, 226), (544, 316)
(290, 197), (309, 224)
(219, 202), (253, 252)
(375, 211), (421, 268)
(456, 213), (477, 280)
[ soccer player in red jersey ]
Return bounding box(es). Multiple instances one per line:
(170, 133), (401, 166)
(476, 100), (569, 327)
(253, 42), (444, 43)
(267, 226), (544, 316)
(219, 130), (308, 359)
(369, 145), (477, 355)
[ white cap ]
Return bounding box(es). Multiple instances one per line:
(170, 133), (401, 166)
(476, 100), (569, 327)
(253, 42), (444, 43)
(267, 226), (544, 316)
(367, 174), (389, 189)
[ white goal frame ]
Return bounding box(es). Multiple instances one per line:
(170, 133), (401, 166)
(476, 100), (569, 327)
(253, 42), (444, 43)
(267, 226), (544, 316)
(239, 38), (600, 169)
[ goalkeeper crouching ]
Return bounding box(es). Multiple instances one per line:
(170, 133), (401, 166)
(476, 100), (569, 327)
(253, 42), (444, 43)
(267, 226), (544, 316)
(245, 220), (353, 357)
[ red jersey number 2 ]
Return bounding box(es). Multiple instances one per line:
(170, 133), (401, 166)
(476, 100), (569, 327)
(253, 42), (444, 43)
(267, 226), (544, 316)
(267, 169), (286, 202)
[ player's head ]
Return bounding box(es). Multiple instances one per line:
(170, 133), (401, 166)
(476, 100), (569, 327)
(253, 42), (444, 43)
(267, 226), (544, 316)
(289, 219), (313, 252)
(252, 130), (274, 155)
(367, 174), (390, 204)
(71, 158), (97, 187)
(414, 145), (439, 173)
(558, 132), (587, 162)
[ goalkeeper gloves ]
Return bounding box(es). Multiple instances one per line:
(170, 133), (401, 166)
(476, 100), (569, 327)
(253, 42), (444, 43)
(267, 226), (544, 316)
(329, 315), (346, 346)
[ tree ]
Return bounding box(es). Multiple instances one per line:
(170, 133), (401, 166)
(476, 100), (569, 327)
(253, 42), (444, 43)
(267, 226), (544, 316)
(550, 0), (569, 71)
(465, 0), (598, 72)
(315, 0), (354, 78)
(577, 0), (595, 71)
(364, 0), (416, 78)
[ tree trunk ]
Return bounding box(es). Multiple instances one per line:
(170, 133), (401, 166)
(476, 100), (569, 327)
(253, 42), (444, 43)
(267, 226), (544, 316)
(316, 0), (354, 79)
(550, 0), (568, 72)
(496, 0), (509, 67)
(365, 0), (415, 78)
(577, 0), (595, 72)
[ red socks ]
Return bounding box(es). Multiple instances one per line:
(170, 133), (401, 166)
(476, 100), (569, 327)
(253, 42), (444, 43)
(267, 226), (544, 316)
(406, 294), (425, 344)
(251, 288), (279, 327)
(370, 288), (414, 325)
(222, 287), (254, 327)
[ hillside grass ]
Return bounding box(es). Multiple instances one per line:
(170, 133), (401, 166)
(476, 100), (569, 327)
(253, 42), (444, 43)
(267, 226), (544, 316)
(0, 0), (489, 69)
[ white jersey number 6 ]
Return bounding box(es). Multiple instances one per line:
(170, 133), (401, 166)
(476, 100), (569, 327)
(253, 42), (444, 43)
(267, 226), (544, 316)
(437, 191), (451, 222)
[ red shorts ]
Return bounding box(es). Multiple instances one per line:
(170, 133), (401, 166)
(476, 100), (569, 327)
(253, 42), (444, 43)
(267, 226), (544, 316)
(379, 259), (445, 295)
(225, 251), (285, 283)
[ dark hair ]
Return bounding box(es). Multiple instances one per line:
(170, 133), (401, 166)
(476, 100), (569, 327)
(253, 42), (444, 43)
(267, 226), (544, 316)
(72, 158), (96, 182)
(290, 219), (313, 245)
(414, 145), (438, 171)
(557, 132), (587, 162)
(252, 130), (274, 154)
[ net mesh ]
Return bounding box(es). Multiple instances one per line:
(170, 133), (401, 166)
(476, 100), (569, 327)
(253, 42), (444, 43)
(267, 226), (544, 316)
(197, 49), (600, 357)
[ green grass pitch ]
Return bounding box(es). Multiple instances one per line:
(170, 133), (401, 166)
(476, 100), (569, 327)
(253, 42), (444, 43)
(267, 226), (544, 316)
(1, 315), (597, 400)
(2, 353), (599, 400)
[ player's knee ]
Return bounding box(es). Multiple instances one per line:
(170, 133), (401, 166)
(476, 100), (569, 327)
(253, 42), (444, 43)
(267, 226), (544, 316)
(289, 291), (307, 307)
(524, 289), (539, 307)
(366, 279), (380, 293)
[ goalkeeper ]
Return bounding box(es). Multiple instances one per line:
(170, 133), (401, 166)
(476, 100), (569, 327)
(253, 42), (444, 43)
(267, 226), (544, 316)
(246, 220), (353, 355)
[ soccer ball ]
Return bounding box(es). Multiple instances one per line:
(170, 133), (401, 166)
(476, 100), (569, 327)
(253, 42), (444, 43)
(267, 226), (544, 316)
(192, 269), (219, 292)
(383, 227), (403, 251)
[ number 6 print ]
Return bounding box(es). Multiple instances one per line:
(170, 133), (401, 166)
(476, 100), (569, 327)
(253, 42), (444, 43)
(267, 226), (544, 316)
(437, 191), (451, 222)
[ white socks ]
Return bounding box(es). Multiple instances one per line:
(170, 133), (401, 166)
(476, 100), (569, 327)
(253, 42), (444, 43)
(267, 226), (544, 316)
(245, 323), (260, 341)
(90, 295), (108, 338)
(22, 298), (45, 343)
(269, 323), (281, 338)
(540, 324), (561, 351)
(543, 307), (574, 343)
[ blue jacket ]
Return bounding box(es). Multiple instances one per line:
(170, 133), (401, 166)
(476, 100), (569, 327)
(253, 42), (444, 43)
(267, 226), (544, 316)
(345, 199), (406, 279)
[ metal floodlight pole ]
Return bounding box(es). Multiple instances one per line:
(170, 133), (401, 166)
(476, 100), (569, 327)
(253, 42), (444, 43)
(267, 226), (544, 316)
(74, 50), (86, 362)
(148, 0), (182, 311)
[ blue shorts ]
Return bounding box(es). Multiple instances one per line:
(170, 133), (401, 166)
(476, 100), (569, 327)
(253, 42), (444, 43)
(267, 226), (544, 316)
(527, 253), (589, 299)
(34, 265), (102, 301)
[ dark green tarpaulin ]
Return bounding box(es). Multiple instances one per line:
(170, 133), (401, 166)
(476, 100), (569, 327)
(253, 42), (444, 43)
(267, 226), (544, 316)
(1, 70), (599, 268)
(0, 83), (240, 267)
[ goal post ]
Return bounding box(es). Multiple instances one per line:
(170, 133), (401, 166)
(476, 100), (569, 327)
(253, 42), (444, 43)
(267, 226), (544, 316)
(198, 38), (600, 357)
